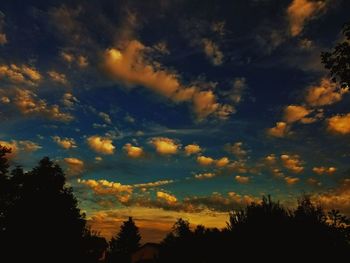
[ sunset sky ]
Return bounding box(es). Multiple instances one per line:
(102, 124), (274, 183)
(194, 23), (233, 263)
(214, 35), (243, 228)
(1, 0), (350, 242)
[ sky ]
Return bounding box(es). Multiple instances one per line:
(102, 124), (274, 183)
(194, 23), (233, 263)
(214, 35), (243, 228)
(1, 0), (350, 242)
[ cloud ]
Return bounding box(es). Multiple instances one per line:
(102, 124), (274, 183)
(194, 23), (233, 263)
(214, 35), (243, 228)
(284, 176), (300, 185)
(150, 137), (179, 155)
(265, 154), (277, 163)
(0, 140), (18, 159)
(216, 157), (229, 167)
(267, 122), (290, 138)
(14, 89), (73, 122)
(0, 139), (41, 158)
(201, 38), (224, 66)
(61, 51), (89, 68)
(225, 142), (247, 159)
(102, 40), (232, 121)
(327, 113), (350, 135)
(52, 136), (77, 149)
(184, 144), (201, 155)
(229, 78), (247, 105)
(133, 180), (174, 189)
(235, 175), (250, 184)
(156, 191), (177, 204)
(64, 157), (84, 176)
(287, 0), (326, 37)
(61, 93), (79, 108)
(197, 155), (215, 166)
(87, 135), (115, 154)
(312, 166), (336, 175)
(0, 13), (6, 45)
(0, 64), (41, 86)
(47, 70), (68, 85)
(194, 172), (216, 180)
(283, 105), (312, 123)
(305, 78), (349, 107)
(18, 140), (41, 152)
(99, 112), (112, 124)
(281, 154), (304, 173)
(123, 143), (144, 158)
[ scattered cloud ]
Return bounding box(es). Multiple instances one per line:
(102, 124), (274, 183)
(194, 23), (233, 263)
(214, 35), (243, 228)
(327, 113), (350, 135)
(0, 13), (7, 45)
(150, 137), (179, 155)
(47, 70), (68, 85)
(197, 155), (215, 166)
(87, 135), (115, 154)
(312, 166), (337, 175)
(61, 93), (79, 108)
(18, 140), (41, 152)
(267, 122), (290, 138)
(184, 144), (201, 155)
(287, 0), (326, 37)
(0, 64), (41, 86)
(123, 143), (144, 158)
(281, 154), (304, 173)
(216, 157), (229, 167)
(284, 176), (300, 185)
(201, 38), (224, 66)
(157, 191), (177, 204)
(283, 105), (312, 123)
(99, 112), (112, 124)
(225, 142), (247, 159)
(64, 157), (84, 176)
(235, 175), (250, 184)
(194, 172), (216, 180)
(52, 136), (77, 149)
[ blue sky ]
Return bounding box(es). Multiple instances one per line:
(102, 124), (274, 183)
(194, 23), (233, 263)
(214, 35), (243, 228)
(1, 0), (350, 241)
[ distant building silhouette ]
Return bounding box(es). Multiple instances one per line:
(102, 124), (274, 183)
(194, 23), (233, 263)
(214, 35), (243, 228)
(131, 243), (160, 263)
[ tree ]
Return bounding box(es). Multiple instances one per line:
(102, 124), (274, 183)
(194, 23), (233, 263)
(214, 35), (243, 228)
(108, 217), (141, 263)
(321, 21), (350, 87)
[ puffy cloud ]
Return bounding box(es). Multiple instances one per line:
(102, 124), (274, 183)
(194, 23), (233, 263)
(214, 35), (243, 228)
(216, 157), (229, 167)
(0, 64), (41, 86)
(1, 96), (10, 104)
(47, 70), (68, 85)
(305, 78), (349, 107)
(87, 135), (115, 154)
(99, 112), (112, 124)
(312, 166), (336, 175)
(265, 154), (277, 163)
(235, 175), (250, 184)
(327, 113), (350, 135)
(52, 136), (77, 149)
(229, 78), (247, 104)
(123, 143), (144, 158)
(287, 0), (326, 37)
(184, 144), (201, 155)
(225, 142), (247, 159)
(61, 51), (89, 68)
(197, 155), (215, 166)
(272, 168), (284, 177)
(284, 176), (300, 185)
(64, 157), (84, 176)
(61, 93), (79, 108)
(14, 89), (73, 122)
(0, 140), (18, 158)
(281, 154), (304, 173)
(201, 38), (223, 66)
(156, 191), (177, 204)
(283, 105), (312, 123)
(102, 40), (232, 120)
(18, 140), (41, 152)
(194, 173), (216, 180)
(95, 156), (103, 162)
(267, 122), (290, 138)
(61, 51), (74, 63)
(227, 160), (248, 174)
(150, 137), (179, 155)
(0, 140), (41, 158)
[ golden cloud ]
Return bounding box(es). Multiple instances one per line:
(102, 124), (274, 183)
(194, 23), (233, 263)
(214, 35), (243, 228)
(197, 155), (215, 166)
(305, 78), (349, 107)
(216, 157), (229, 167)
(156, 191), (177, 204)
(184, 144), (201, 155)
(287, 0), (326, 36)
(225, 142), (247, 159)
(283, 105), (312, 123)
(52, 136), (77, 149)
(0, 64), (41, 86)
(312, 166), (336, 175)
(0, 139), (41, 158)
(281, 154), (304, 173)
(267, 122), (290, 138)
(123, 143), (144, 158)
(235, 175), (250, 184)
(87, 135), (115, 155)
(194, 172), (216, 180)
(150, 137), (179, 155)
(18, 140), (41, 152)
(0, 140), (18, 159)
(14, 89), (73, 122)
(327, 113), (350, 135)
(64, 157), (84, 176)
(47, 70), (68, 85)
(284, 176), (300, 185)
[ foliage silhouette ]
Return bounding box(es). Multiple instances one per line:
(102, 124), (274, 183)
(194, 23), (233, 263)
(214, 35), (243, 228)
(107, 216), (141, 263)
(322, 21), (350, 87)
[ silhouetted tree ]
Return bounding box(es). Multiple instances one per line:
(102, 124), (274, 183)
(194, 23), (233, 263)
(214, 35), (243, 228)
(322, 21), (350, 87)
(108, 217), (141, 263)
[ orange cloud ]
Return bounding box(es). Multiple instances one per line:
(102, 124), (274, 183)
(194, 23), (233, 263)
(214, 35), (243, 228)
(216, 157), (229, 167)
(225, 142), (247, 159)
(267, 122), (290, 138)
(0, 140), (18, 159)
(305, 78), (349, 107)
(64, 157), (84, 176)
(52, 136), (77, 149)
(327, 113), (350, 135)
(0, 64), (41, 86)
(123, 143), (144, 158)
(184, 144), (201, 155)
(312, 166), (337, 175)
(156, 191), (177, 204)
(235, 175), (250, 184)
(197, 155), (215, 166)
(283, 105), (312, 123)
(284, 176), (300, 185)
(150, 137), (179, 155)
(202, 38), (223, 66)
(281, 154), (304, 173)
(194, 173), (216, 180)
(287, 0), (326, 36)
(47, 70), (68, 85)
(87, 136), (115, 154)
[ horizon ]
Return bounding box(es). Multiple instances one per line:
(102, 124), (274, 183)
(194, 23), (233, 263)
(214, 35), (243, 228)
(1, 0), (350, 243)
